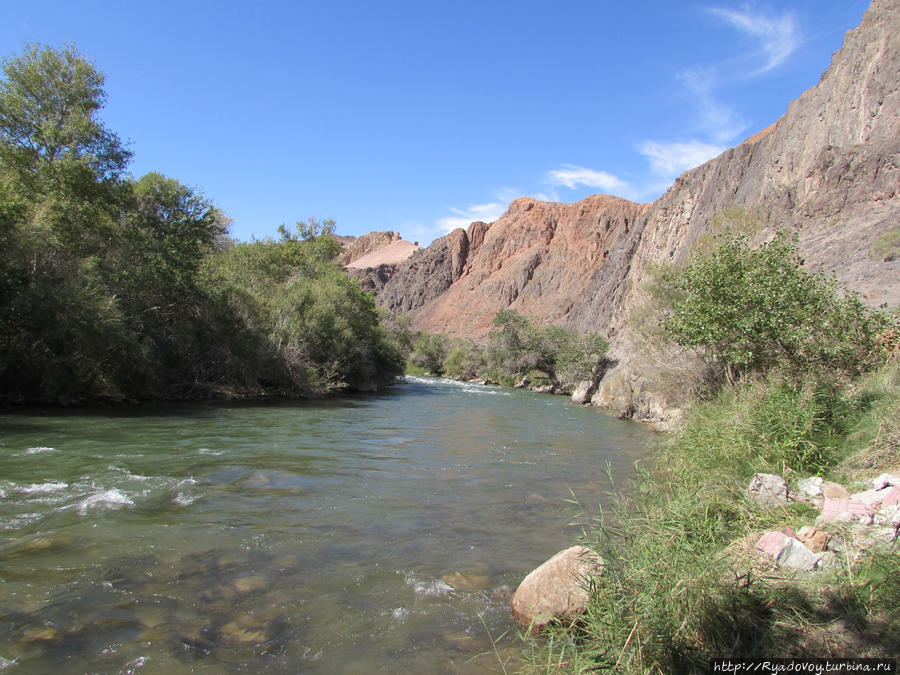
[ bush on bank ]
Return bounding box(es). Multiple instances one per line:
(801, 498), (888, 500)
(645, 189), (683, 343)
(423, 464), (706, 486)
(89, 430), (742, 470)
(0, 44), (403, 402)
(402, 310), (609, 393)
(518, 231), (899, 672)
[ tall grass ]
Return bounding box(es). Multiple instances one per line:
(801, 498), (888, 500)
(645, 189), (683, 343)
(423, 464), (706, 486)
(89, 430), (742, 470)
(519, 363), (900, 673)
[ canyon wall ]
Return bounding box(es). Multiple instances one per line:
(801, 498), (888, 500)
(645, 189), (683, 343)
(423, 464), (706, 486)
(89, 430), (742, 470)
(350, 0), (899, 420)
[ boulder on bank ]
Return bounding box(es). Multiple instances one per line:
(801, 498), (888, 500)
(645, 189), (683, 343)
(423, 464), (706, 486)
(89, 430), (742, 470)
(571, 380), (594, 405)
(510, 545), (603, 630)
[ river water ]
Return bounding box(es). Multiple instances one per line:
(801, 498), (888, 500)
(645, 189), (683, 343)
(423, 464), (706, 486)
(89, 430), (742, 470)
(0, 376), (650, 673)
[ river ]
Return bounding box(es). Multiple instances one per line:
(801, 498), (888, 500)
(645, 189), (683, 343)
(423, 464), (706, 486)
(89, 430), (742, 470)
(0, 376), (651, 673)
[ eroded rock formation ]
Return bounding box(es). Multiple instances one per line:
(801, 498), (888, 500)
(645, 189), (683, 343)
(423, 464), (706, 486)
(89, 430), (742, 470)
(349, 0), (899, 420)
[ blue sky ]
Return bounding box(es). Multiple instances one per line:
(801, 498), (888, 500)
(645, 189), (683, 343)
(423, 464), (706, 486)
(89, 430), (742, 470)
(1, 1), (871, 245)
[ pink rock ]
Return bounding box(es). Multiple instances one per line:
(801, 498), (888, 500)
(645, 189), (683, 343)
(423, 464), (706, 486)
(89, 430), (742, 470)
(822, 482), (850, 499)
(755, 531), (821, 570)
(510, 546), (604, 630)
(755, 531), (789, 557)
(879, 486), (900, 507)
(819, 497), (874, 525)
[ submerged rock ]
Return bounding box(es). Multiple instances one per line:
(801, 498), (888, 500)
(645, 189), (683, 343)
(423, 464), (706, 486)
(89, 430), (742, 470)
(440, 571), (490, 592)
(220, 615), (269, 644)
(510, 545), (603, 630)
(233, 575), (267, 594)
(20, 625), (60, 642)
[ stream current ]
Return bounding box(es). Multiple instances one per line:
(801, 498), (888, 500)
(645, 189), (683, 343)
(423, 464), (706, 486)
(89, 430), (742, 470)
(0, 376), (650, 673)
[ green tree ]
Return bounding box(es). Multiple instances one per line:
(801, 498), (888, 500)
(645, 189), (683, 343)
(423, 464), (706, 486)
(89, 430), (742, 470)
(203, 233), (403, 394)
(0, 42), (403, 402)
(0, 45), (134, 399)
(442, 338), (487, 380)
(409, 332), (450, 375)
(662, 231), (888, 384)
(0, 43), (130, 193)
(278, 216), (336, 242)
(487, 309), (608, 388)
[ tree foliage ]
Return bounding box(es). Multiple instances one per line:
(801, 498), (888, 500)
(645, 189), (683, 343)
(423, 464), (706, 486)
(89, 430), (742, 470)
(661, 231), (890, 384)
(0, 44), (402, 402)
(408, 332), (450, 375)
(0, 43), (130, 195)
(488, 309), (608, 387)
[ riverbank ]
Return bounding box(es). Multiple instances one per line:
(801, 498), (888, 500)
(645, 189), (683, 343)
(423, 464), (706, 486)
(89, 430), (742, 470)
(517, 361), (900, 670)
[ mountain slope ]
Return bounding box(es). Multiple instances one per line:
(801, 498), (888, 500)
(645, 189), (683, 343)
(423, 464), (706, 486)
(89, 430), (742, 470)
(352, 0), (899, 419)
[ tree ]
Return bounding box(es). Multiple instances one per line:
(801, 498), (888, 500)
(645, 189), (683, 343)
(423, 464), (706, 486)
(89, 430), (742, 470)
(661, 231), (888, 384)
(278, 216), (337, 242)
(409, 332), (450, 375)
(122, 172), (227, 285)
(0, 44), (130, 189)
(487, 309), (608, 387)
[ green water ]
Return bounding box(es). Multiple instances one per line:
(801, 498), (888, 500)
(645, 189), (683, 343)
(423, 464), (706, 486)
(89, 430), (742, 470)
(0, 376), (650, 673)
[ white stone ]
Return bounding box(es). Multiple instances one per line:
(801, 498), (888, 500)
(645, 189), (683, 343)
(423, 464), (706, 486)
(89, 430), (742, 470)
(748, 473), (790, 506)
(872, 473), (900, 490)
(570, 380), (594, 405)
(795, 476), (824, 498)
(776, 537), (820, 571)
(851, 487), (892, 507)
(874, 504), (900, 528)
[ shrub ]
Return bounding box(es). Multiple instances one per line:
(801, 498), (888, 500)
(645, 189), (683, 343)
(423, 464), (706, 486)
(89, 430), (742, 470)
(487, 309), (608, 388)
(442, 338), (487, 380)
(661, 231), (889, 385)
(408, 332), (450, 375)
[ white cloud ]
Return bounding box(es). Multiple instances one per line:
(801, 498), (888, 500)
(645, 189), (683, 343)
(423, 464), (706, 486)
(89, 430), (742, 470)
(436, 200), (508, 232)
(545, 164), (630, 194)
(637, 140), (727, 177)
(708, 6), (799, 74)
(677, 68), (748, 143)
(531, 188), (561, 203)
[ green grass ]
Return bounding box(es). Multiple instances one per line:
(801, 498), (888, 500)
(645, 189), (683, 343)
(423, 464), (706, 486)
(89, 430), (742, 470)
(517, 362), (900, 673)
(870, 228), (900, 262)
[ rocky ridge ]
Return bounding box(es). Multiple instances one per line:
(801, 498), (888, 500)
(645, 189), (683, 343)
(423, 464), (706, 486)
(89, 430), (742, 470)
(337, 231), (419, 266)
(349, 0), (899, 421)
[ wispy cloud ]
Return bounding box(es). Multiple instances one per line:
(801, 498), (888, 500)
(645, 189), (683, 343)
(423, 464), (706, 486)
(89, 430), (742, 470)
(677, 68), (747, 143)
(545, 164), (631, 194)
(638, 140), (727, 177)
(437, 200), (508, 232)
(708, 6), (800, 74)
(632, 7), (797, 185)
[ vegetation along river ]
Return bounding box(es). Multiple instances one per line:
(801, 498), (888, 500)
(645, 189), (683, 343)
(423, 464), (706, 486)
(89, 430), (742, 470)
(0, 376), (651, 673)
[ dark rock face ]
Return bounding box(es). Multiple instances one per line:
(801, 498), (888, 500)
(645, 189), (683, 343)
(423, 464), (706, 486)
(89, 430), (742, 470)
(364, 228), (471, 315)
(588, 0), (900, 418)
